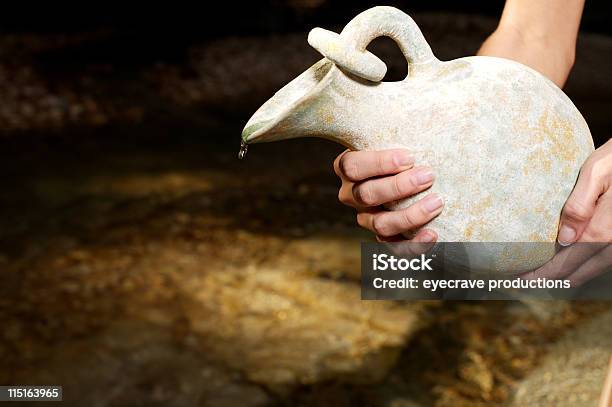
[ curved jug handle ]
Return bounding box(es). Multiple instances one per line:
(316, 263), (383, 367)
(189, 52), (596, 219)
(308, 6), (438, 82)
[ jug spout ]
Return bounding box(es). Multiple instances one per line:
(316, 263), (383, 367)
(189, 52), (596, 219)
(242, 6), (440, 151)
(241, 59), (351, 147)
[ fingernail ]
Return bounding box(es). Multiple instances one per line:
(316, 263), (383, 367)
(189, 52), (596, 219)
(421, 231), (436, 243)
(558, 224), (576, 246)
(423, 193), (443, 212)
(394, 152), (414, 168)
(414, 167), (434, 185)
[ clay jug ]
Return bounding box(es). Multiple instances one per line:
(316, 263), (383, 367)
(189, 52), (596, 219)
(241, 6), (594, 273)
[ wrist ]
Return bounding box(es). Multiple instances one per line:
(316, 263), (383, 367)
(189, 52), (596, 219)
(478, 25), (575, 87)
(496, 21), (576, 67)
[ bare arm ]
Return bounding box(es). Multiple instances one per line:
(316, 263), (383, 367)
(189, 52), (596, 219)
(477, 0), (585, 87)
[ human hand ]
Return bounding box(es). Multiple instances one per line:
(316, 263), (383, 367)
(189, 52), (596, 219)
(521, 138), (612, 285)
(557, 138), (612, 245)
(520, 242), (610, 287)
(333, 149), (443, 243)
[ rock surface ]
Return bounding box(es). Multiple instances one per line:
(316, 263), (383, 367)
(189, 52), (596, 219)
(1, 156), (608, 406)
(0, 141), (425, 404)
(511, 309), (612, 406)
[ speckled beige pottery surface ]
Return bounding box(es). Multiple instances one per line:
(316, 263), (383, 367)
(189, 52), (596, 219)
(242, 6), (594, 273)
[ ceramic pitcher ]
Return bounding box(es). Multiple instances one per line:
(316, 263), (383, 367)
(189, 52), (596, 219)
(241, 6), (594, 273)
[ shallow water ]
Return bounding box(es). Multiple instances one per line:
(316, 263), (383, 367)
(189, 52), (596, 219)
(238, 140), (249, 159)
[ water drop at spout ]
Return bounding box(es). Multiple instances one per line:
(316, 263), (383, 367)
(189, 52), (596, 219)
(238, 140), (248, 160)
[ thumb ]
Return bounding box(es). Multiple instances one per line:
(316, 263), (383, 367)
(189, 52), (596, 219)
(558, 166), (602, 245)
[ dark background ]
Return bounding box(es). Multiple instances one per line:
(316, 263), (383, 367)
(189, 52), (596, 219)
(0, 1), (609, 145)
(0, 2), (610, 406)
(2, 2), (611, 34)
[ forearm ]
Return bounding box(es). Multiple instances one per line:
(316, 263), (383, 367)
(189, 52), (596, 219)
(477, 0), (585, 87)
